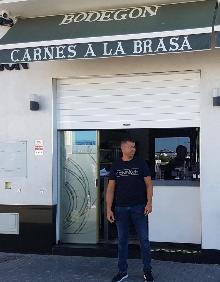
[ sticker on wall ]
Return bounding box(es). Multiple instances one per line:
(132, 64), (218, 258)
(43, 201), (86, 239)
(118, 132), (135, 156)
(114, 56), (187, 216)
(35, 140), (44, 156)
(5, 181), (12, 189)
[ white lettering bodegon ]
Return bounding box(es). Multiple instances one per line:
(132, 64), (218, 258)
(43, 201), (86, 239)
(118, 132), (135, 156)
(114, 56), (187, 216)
(59, 6), (160, 25)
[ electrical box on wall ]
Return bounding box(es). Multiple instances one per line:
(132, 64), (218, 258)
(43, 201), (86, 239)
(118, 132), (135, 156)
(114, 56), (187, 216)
(0, 141), (27, 177)
(213, 88), (220, 106)
(30, 94), (40, 111)
(0, 213), (19, 234)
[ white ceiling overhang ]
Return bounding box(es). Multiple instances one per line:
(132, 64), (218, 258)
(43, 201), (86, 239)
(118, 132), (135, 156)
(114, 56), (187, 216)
(0, 0), (207, 18)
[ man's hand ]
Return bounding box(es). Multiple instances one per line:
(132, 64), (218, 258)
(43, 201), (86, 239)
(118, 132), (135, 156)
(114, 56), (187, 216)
(144, 202), (152, 215)
(107, 209), (115, 223)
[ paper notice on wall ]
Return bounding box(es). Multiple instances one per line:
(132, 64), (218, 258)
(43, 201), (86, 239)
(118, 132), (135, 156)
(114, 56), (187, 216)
(35, 140), (44, 156)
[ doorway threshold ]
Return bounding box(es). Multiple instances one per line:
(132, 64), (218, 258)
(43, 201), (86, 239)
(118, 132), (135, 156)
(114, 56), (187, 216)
(51, 242), (220, 264)
(52, 243), (119, 258)
(52, 242), (142, 258)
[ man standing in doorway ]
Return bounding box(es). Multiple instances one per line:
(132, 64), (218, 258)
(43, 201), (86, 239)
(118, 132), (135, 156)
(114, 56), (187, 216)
(106, 137), (154, 282)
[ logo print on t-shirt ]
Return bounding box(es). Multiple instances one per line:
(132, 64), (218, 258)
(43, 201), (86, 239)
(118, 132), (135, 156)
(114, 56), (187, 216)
(116, 168), (140, 177)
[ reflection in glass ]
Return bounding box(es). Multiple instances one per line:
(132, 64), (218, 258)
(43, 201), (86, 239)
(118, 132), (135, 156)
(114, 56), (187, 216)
(155, 136), (199, 180)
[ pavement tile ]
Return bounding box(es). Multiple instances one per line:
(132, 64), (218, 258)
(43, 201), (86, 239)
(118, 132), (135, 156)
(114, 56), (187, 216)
(0, 253), (219, 282)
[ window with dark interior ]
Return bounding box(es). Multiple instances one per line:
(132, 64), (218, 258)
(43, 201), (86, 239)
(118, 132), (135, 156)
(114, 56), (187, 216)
(149, 128), (200, 182)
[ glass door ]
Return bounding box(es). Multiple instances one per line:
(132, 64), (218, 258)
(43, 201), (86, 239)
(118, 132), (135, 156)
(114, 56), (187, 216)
(59, 130), (98, 244)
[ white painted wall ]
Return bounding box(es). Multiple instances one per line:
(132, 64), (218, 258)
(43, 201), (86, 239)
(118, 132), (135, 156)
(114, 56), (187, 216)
(149, 186), (201, 244)
(199, 50), (220, 250)
(0, 65), (53, 205)
(0, 49), (220, 249)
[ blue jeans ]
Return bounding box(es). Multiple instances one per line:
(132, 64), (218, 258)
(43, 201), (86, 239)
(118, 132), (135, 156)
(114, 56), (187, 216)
(115, 204), (152, 273)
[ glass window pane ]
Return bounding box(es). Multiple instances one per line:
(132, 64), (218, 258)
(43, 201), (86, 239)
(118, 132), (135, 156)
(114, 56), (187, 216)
(155, 137), (191, 180)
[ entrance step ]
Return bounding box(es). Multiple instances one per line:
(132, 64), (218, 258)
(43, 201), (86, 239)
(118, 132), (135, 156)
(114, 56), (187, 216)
(52, 242), (219, 264)
(52, 242), (220, 264)
(150, 242), (220, 264)
(52, 243), (137, 258)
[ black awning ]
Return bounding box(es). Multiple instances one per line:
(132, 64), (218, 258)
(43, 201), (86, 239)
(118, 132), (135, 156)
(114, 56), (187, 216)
(0, 0), (216, 63)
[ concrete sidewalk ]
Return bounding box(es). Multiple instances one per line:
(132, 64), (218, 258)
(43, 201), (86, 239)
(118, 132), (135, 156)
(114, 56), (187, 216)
(0, 253), (219, 282)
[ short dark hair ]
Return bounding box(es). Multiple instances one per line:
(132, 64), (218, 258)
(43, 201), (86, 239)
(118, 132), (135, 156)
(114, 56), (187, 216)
(121, 136), (136, 145)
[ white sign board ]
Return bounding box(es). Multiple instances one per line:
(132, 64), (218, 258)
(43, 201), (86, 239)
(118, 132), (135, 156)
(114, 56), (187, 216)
(35, 140), (44, 156)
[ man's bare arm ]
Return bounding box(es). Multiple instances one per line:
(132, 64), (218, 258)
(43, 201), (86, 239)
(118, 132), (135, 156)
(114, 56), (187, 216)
(144, 176), (153, 215)
(106, 180), (116, 223)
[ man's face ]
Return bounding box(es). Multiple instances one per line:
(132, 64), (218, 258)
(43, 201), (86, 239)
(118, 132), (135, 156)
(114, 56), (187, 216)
(121, 141), (136, 158)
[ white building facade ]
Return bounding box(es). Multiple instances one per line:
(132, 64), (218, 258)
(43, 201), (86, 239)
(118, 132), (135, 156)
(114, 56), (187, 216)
(0, 0), (220, 256)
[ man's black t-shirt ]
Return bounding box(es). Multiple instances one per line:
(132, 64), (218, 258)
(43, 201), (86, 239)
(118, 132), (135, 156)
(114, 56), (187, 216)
(109, 157), (151, 207)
